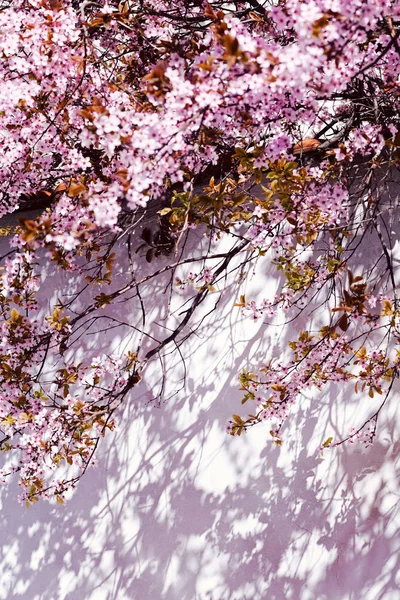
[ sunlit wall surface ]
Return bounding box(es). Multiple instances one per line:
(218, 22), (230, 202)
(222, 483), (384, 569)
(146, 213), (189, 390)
(0, 209), (399, 600)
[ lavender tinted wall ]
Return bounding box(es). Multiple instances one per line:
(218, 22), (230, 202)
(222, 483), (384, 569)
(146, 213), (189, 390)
(0, 212), (399, 600)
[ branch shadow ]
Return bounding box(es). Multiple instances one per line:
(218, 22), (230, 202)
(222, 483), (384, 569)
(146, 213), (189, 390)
(0, 200), (399, 599)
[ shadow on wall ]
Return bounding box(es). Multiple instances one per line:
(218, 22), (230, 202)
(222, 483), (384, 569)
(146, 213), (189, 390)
(0, 368), (399, 600)
(0, 208), (399, 599)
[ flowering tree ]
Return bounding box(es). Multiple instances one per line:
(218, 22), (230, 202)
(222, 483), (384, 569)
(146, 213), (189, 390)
(0, 0), (399, 504)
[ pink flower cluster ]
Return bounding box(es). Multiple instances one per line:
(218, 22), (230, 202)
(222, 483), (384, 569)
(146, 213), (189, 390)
(0, 0), (397, 500)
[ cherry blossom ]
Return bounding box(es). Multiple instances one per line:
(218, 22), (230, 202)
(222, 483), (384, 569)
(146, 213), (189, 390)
(0, 0), (398, 503)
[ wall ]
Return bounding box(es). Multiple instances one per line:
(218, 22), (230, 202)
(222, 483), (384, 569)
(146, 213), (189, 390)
(0, 208), (399, 600)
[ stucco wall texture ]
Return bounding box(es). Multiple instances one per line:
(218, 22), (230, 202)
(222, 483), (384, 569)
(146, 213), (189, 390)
(0, 213), (399, 600)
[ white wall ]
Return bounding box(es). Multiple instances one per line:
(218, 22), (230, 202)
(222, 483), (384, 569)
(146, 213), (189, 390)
(0, 214), (399, 600)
